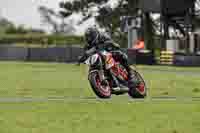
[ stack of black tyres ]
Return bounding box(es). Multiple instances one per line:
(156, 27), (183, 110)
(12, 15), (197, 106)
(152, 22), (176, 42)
(126, 49), (155, 65)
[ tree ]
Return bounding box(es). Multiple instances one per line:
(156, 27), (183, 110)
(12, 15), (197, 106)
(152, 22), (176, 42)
(59, 0), (157, 48)
(5, 25), (27, 34)
(5, 25), (46, 35)
(59, 0), (200, 49)
(38, 6), (75, 35)
(59, 1), (142, 46)
(0, 17), (14, 34)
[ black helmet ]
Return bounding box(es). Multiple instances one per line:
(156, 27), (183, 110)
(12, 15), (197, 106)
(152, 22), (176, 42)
(84, 27), (100, 46)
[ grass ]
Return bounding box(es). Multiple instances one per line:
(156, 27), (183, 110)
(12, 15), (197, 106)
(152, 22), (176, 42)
(0, 62), (91, 97)
(0, 61), (199, 98)
(0, 102), (200, 133)
(0, 61), (200, 132)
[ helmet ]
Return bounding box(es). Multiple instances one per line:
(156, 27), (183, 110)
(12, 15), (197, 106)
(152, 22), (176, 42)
(84, 27), (100, 46)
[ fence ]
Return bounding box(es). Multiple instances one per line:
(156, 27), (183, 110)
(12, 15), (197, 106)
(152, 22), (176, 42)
(0, 46), (158, 65)
(0, 46), (84, 63)
(173, 54), (200, 66)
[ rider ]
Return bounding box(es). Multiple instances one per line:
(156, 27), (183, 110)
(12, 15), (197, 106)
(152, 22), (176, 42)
(78, 26), (134, 82)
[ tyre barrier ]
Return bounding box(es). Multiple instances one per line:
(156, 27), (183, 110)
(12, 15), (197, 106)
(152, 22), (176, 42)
(160, 51), (174, 65)
(127, 49), (155, 65)
(136, 50), (155, 65)
(127, 49), (136, 65)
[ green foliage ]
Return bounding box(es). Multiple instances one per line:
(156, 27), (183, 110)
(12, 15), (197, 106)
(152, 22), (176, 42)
(5, 26), (28, 34)
(0, 17), (14, 34)
(58, 0), (158, 49)
(112, 32), (128, 48)
(0, 35), (84, 46)
(38, 6), (75, 34)
(0, 17), (45, 35)
(5, 26), (45, 35)
(59, 0), (140, 37)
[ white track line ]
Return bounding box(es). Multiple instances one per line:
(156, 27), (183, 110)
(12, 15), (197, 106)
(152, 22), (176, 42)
(0, 96), (199, 103)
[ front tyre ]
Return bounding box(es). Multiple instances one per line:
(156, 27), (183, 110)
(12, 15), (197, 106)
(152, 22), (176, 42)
(128, 69), (147, 99)
(88, 71), (111, 99)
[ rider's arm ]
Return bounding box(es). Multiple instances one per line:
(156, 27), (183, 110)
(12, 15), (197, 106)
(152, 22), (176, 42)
(97, 41), (120, 52)
(104, 40), (120, 49)
(78, 46), (97, 63)
(99, 33), (120, 50)
(85, 47), (96, 55)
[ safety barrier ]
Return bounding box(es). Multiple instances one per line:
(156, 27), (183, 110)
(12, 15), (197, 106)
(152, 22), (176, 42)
(174, 54), (200, 66)
(0, 46), (84, 63)
(0, 46), (156, 65)
(127, 49), (155, 65)
(159, 51), (174, 65)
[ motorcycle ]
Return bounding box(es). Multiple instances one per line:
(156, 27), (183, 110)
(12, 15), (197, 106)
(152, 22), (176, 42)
(78, 50), (147, 99)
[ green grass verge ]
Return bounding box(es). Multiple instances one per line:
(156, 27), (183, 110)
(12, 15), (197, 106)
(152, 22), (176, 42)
(0, 62), (199, 98)
(1, 102), (200, 133)
(0, 62), (199, 132)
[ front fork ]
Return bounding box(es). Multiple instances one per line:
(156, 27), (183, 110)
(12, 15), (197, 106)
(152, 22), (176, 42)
(88, 55), (107, 83)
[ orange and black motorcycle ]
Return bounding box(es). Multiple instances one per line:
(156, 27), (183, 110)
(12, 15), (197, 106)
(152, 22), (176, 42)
(78, 49), (147, 99)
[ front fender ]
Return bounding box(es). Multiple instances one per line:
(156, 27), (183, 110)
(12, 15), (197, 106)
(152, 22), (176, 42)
(85, 53), (102, 67)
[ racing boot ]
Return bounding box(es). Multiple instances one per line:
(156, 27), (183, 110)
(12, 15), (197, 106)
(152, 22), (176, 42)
(123, 63), (139, 89)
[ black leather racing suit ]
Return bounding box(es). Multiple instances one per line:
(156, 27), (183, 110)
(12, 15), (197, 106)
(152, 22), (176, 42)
(78, 34), (132, 79)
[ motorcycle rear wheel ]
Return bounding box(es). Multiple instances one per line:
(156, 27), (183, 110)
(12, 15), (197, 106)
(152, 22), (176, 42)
(128, 68), (147, 99)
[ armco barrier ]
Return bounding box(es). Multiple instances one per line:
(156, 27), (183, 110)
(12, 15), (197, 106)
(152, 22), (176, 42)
(0, 47), (28, 60)
(0, 46), (154, 65)
(70, 47), (84, 62)
(27, 47), (69, 62)
(174, 55), (200, 66)
(0, 46), (84, 63)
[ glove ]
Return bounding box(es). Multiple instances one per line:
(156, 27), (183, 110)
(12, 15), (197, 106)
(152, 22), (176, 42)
(78, 54), (87, 64)
(75, 56), (84, 66)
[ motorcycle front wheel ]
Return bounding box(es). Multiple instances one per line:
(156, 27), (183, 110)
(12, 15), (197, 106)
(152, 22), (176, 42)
(88, 71), (111, 99)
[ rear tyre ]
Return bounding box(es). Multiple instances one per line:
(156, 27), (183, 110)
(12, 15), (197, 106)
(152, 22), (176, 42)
(88, 71), (111, 99)
(128, 69), (147, 99)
